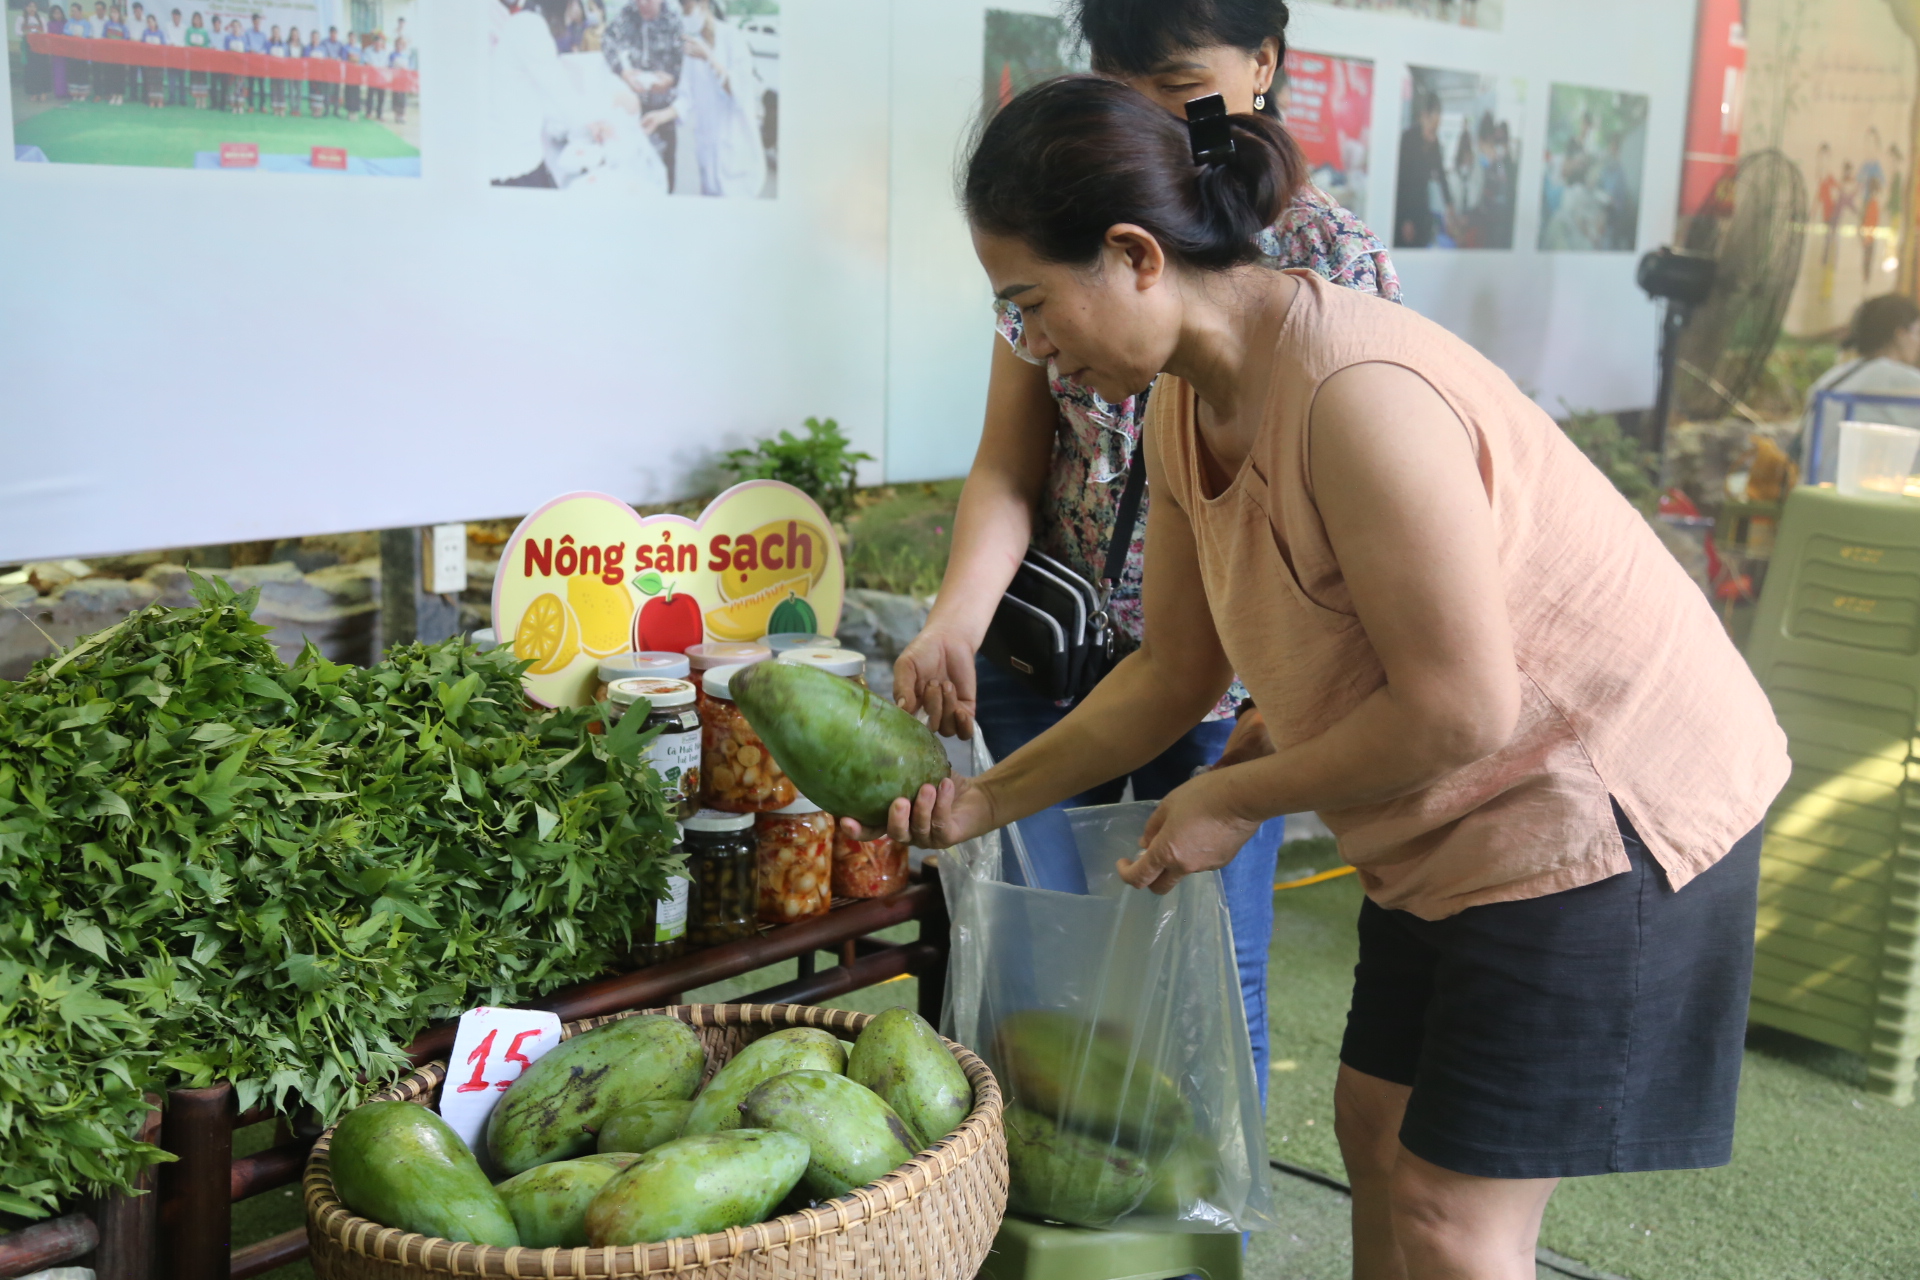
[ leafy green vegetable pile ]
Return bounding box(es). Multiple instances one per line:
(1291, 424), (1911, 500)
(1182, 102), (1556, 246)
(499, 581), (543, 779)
(0, 577), (677, 1218)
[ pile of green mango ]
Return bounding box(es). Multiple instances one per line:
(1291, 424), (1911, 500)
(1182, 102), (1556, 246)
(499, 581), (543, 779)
(994, 1010), (1214, 1228)
(326, 1007), (974, 1249)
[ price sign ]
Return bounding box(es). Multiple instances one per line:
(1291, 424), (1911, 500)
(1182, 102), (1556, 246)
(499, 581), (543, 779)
(436, 1007), (563, 1154)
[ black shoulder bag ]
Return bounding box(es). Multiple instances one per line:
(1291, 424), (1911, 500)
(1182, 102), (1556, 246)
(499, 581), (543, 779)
(980, 445), (1148, 703)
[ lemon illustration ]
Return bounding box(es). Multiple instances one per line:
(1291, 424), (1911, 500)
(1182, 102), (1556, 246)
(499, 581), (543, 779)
(567, 573), (636, 658)
(719, 519), (833, 602)
(705, 573), (814, 642)
(514, 592), (580, 676)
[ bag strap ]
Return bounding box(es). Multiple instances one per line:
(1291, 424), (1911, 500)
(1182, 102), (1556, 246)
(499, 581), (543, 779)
(1101, 443), (1148, 590)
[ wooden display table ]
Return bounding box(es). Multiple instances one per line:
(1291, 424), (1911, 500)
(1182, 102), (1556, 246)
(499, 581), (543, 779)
(133, 869), (949, 1280)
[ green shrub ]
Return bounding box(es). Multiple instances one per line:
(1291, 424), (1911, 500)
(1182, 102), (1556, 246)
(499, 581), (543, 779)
(720, 418), (874, 524)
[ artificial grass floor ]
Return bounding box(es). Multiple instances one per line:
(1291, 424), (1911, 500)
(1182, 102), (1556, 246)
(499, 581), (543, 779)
(1259, 870), (1920, 1280)
(13, 100), (417, 168)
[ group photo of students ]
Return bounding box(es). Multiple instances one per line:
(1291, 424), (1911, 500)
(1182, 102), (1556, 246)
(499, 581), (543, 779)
(10, 2), (417, 119)
(8, 0), (423, 172)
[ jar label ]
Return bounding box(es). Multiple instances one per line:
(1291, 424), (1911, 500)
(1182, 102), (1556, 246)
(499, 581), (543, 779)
(655, 875), (690, 941)
(648, 729), (703, 807)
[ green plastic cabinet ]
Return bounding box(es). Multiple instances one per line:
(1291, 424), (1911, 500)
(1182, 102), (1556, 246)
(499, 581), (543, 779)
(1746, 485), (1920, 1105)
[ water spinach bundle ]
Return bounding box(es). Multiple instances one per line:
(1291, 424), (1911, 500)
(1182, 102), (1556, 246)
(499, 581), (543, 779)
(0, 576), (677, 1218)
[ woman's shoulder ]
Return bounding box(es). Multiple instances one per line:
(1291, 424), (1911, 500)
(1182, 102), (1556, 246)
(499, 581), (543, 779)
(1261, 187), (1402, 303)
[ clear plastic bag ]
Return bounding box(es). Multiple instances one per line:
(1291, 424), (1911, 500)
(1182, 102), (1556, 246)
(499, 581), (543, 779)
(939, 786), (1274, 1233)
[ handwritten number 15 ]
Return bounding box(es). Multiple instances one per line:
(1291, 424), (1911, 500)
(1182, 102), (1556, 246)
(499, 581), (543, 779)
(456, 1028), (546, 1093)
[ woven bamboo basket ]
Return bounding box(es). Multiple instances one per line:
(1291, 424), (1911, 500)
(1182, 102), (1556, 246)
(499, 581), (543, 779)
(304, 1003), (1008, 1279)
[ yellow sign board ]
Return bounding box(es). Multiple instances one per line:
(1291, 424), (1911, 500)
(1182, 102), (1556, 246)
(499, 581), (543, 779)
(492, 484), (845, 707)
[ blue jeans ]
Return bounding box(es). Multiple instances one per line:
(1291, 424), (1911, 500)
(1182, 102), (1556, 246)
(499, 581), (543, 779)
(974, 657), (1281, 1105)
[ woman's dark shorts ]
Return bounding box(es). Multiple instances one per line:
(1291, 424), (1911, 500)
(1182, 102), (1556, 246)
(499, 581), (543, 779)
(1339, 800), (1764, 1179)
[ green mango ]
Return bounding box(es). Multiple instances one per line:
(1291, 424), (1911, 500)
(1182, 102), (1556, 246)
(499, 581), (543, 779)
(487, 1014), (706, 1176)
(992, 1010), (1191, 1158)
(729, 660), (949, 828)
(681, 1028), (845, 1136)
(846, 1007), (973, 1148)
(1137, 1133), (1220, 1217)
(739, 1070), (918, 1200)
(583, 1130), (810, 1246)
(496, 1156), (632, 1247)
(1002, 1105), (1150, 1228)
(329, 1101), (519, 1246)
(599, 1100), (694, 1155)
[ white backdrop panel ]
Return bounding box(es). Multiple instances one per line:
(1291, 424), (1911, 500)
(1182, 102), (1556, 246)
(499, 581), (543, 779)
(0, 0), (891, 563)
(0, 0), (1699, 561)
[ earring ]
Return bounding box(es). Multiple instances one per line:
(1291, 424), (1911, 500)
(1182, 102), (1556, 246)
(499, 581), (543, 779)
(1254, 93), (1267, 111)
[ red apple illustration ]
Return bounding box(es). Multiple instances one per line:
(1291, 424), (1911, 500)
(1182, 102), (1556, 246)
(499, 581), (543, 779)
(636, 583), (704, 654)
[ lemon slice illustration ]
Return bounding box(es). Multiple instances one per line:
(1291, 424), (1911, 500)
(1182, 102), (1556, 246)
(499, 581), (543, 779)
(567, 573), (637, 658)
(514, 592), (580, 675)
(704, 573), (813, 642)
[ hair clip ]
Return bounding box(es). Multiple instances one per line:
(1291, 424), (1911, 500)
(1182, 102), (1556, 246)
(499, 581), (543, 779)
(1185, 93), (1235, 164)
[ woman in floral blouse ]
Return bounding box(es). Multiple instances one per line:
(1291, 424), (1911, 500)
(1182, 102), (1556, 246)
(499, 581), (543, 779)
(893, 0), (1397, 1093)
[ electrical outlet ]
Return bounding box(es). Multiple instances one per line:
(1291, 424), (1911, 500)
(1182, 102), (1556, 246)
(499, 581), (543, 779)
(428, 523), (468, 595)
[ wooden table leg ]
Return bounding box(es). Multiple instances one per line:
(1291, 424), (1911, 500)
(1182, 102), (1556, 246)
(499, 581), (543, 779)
(160, 1085), (234, 1280)
(85, 1106), (161, 1280)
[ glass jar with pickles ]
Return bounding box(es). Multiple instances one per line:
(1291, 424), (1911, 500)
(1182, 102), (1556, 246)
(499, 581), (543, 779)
(684, 809), (758, 946)
(777, 646), (867, 688)
(756, 796), (833, 925)
(596, 652), (693, 702)
(608, 677), (702, 818)
(832, 825), (908, 899)
(630, 825), (691, 967)
(700, 663), (798, 813)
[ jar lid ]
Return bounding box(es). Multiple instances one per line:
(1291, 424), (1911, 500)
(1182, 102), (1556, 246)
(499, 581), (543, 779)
(599, 652), (692, 683)
(684, 808), (756, 833)
(780, 647), (866, 678)
(767, 794), (823, 815)
(608, 677), (697, 709)
(765, 633), (840, 655)
(686, 641), (771, 671)
(702, 662), (752, 700)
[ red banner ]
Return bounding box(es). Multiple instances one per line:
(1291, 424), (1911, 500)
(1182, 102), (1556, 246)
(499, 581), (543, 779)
(24, 33), (419, 92)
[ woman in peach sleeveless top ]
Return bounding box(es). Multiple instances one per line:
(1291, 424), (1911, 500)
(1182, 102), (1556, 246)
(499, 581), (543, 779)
(859, 79), (1789, 1276)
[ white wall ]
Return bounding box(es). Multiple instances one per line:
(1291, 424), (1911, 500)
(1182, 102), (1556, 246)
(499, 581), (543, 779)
(1287, 0), (1695, 414)
(0, 0), (1697, 562)
(883, 0), (1702, 486)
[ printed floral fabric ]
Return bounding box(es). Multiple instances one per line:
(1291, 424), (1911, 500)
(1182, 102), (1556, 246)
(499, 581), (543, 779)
(994, 186), (1401, 719)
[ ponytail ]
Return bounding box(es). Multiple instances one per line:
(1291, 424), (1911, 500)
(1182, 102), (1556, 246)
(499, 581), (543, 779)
(962, 76), (1306, 271)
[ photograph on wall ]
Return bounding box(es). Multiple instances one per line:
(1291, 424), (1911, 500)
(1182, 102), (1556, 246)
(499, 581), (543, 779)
(1538, 83), (1648, 252)
(1307, 0), (1500, 32)
(983, 7), (1086, 114)
(1279, 48), (1373, 219)
(1393, 65), (1523, 250)
(488, 0), (778, 196)
(8, 0), (422, 174)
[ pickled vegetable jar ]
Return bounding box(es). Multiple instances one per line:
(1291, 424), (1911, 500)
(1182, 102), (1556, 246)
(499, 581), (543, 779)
(765, 633), (840, 656)
(608, 677), (702, 818)
(832, 826), (908, 899)
(631, 827), (691, 967)
(778, 646), (867, 688)
(686, 641), (771, 675)
(596, 651), (693, 701)
(699, 663), (798, 813)
(684, 809), (758, 946)
(756, 797), (833, 924)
